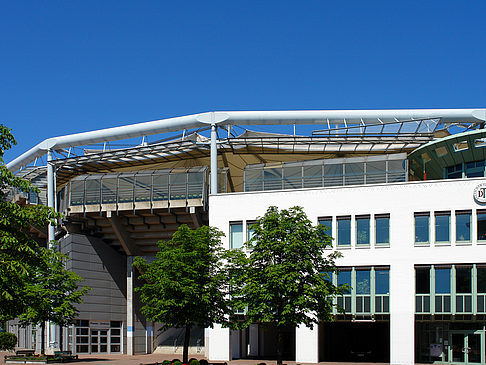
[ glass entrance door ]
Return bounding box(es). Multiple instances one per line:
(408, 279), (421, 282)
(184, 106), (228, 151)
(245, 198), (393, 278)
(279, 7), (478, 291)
(449, 331), (483, 364)
(90, 329), (108, 353)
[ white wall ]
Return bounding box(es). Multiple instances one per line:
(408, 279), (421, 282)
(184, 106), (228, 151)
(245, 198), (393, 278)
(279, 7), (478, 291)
(208, 177), (486, 364)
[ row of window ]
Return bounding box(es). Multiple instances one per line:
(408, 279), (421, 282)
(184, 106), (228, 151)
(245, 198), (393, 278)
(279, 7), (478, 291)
(229, 221), (256, 249)
(319, 214), (390, 247)
(414, 210), (486, 244)
(229, 215), (391, 249)
(415, 265), (486, 314)
(328, 267), (390, 315)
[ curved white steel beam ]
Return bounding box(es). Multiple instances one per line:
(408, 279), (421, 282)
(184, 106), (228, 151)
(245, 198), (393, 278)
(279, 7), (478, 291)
(7, 109), (486, 172)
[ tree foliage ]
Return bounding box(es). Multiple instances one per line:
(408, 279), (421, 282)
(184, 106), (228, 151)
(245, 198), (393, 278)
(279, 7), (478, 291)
(134, 224), (229, 363)
(228, 206), (344, 365)
(0, 332), (17, 351)
(19, 245), (90, 353)
(0, 125), (61, 320)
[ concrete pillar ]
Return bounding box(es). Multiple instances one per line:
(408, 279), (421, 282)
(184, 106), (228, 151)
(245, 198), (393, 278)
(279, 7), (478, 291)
(390, 262), (415, 365)
(248, 324), (259, 357)
(295, 324), (319, 363)
(208, 324), (230, 361)
(146, 324), (153, 354)
(127, 256), (134, 355)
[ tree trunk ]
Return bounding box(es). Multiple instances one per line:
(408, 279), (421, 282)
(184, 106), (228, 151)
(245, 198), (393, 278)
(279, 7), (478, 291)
(276, 326), (283, 365)
(183, 324), (191, 364)
(40, 322), (45, 355)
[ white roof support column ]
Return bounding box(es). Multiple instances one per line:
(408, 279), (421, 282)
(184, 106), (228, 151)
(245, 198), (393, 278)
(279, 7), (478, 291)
(210, 123), (218, 194)
(46, 149), (58, 351)
(47, 149), (55, 243)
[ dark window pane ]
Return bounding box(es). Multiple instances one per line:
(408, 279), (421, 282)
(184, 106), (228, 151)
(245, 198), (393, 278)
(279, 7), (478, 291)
(356, 270), (370, 294)
(456, 212), (471, 242)
(435, 268), (451, 294)
(356, 217), (370, 245)
(444, 296), (451, 312)
(375, 216), (390, 245)
(415, 214), (429, 243)
(376, 297), (382, 312)
(477, 268), (486, 293)
(435, 214), (450, 242)
(416, 268), (430, 294)
(477, 213), (486, 241)
(375, 269), (389, 294)
(338, 270), (351, 294)
(456, 267), (471, 293)
(435, 296), (443, 312)
(318, 217), (332, 238)
(383, 296), (389, 312)
(337, 217), (351, 246)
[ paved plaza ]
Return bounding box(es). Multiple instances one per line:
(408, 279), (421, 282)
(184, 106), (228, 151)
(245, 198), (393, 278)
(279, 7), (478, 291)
(0, 352), (399, 365)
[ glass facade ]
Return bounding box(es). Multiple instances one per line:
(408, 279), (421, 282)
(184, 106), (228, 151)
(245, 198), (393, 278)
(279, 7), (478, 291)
(415, 265), (486, 314)
(244, 154), (407, 192)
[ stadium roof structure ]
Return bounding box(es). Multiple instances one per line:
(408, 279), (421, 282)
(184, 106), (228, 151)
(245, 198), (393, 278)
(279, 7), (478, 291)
(7, 109), (486, 174)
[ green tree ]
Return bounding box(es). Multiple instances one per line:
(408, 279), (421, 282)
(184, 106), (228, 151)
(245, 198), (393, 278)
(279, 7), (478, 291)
(228, 206), (344, 365)
(134, 225), (229, 364)
(0, 125), (61, 320)
(20, 245), (90, 354)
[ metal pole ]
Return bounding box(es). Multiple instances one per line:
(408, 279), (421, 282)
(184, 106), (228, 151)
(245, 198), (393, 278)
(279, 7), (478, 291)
(210, 124), (218, 194)
(46, 150), (58, 350)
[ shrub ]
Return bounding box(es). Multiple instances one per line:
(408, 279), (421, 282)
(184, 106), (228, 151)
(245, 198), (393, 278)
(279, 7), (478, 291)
(162, 360), (171, 365)
(189, 359), (199, 365)
(173, 360), (182, 365)
(199, 360), (208, 365)
(0, 332), (17, 351)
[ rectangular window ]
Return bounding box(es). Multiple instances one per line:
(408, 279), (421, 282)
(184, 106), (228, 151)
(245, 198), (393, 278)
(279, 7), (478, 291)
(477, 267), (486, 293)
(337, 270), (351, 294)
(356, 270), (370, 294)
(435, 267), (451, 294)
(456, 266), (472, 293)
(435, 211), (450, 243)
(415, 212), (430, 244)
(229, 222), (243, 249)
(375, 269), (389, 295)
(337, 216), (351, 247)
(318, 216), (332, 238)
(246, 220), (256, 243)
(375, 214), (390, 246)
(456, 210), (472, 242)
(477, 210), (486, 242)
(356, 215), (370, 246)
(416, 267), (430, 294)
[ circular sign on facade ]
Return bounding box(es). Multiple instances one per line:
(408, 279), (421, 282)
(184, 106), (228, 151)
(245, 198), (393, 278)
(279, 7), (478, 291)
(473, 183), (486, 203)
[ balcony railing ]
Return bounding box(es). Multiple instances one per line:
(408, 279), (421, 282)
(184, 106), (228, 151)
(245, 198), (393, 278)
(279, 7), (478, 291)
(59, 167), (209, 213)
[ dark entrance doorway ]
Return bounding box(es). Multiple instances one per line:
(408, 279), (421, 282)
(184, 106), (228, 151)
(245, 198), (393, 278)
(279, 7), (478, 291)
(320, 321), (390, 362)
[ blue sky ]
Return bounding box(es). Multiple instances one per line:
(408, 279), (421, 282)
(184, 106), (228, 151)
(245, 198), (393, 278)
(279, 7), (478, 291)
(2, 1), (486, 163)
